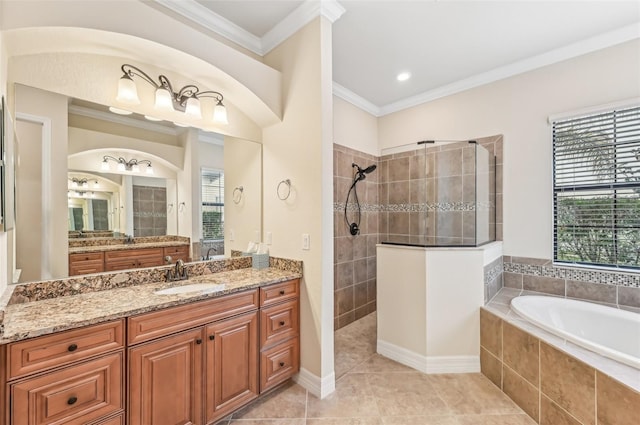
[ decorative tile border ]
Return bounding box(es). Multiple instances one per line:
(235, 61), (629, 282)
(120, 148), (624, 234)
(484, 259), (504, 285)
(504, 258), (639, 288)
(334, 202), (493, 213)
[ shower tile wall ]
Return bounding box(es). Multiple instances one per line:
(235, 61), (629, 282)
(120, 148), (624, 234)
(133, 185), (167, 237)
(334, 144), (378, 330)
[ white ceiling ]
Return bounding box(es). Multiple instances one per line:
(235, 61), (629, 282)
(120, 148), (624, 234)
(155, 0), (640, 116)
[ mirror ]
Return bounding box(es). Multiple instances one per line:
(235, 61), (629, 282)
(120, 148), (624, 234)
(10, 85), (262, 283)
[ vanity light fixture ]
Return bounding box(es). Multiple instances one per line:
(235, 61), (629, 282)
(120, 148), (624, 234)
(115, 64), (228, 124)
(68, 178), (100, 189)
(101, 156), (154, 174)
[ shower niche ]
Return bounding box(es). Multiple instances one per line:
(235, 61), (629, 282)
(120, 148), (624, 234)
(380, 140), (496, 247)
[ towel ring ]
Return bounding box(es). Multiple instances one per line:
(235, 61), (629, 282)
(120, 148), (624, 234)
(233, 186), (244, 204)
(277, 179), (291, 200)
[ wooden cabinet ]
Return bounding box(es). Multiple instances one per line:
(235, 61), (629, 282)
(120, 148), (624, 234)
(69, 252), (104, 276)
(204, 312), (258, 423)
(104, 247), (164, 272)
(164, 245), (189, 262)
(128, 328), (204, 425)
(69, 244), (189, 276)
(258, 279), (300, 393)
(5, 320), (125, 425)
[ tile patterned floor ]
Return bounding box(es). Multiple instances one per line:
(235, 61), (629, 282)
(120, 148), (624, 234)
(218, 313), (535, 425)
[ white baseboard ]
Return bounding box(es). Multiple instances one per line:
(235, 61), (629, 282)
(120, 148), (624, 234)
(377, 340), (480, 374)
(293, 367), (335, 399)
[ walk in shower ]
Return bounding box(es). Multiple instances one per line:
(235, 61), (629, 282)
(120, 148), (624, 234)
(379, 140), (496, 247)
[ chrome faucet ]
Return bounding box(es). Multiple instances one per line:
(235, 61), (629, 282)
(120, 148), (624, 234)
(203, 246), (218, 260)
(165, 259), (188, 281)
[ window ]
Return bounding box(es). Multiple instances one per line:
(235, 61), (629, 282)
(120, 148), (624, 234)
(202, 169), (224, 241)
(553, 105), (640, 270)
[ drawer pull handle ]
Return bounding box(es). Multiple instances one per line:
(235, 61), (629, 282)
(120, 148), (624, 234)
(279, 361), (285, 367)
(209, 335), (215, 341)
(279, 321), (285, 326)
(68, 344), (78, 352)
(85, 257), (89, 260)
(67, 396), (78, 405)
(279, 290), (285, 295)
(196, 339), (203, 345)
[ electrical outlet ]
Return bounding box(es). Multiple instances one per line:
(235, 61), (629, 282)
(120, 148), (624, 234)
(266, 232), (272, 245)
(229, 229), (235, 241)
(302, 233), (310, 250)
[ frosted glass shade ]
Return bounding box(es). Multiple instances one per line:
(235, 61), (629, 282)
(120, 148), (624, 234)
(146, 164), (154, 175)
(213, 102), (228, 124)
(101, 160), (110, 171)
(116, 76), (140, 104)
(185, 97), (202, 118)
(154, 88), (174, 111)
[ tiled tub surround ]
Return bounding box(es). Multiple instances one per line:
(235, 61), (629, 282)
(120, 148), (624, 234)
(334, 144), (379, 330)
(485, 255), (505, 303)
(0, 255), (303, 337)
(481, 290), (640, 425)
(502, 256), (640, 308)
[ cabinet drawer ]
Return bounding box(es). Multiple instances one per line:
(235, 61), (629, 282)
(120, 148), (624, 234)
(69, 252), (104, 263)
(260, 299), (299, 348)
(163, 245), (189, 257)
(259, 279), (299, 307)
(7, 320), (124, 380)
(69, 261), (105, 276)
(104, 248), (163, 261)
(128, 290), (259, 345)
(259, 337), (299, 393)
(89, 413), (125, 425)
(10, 351), (124, 425)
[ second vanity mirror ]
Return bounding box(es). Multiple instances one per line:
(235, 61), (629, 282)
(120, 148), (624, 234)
(10, 86), (262, 283)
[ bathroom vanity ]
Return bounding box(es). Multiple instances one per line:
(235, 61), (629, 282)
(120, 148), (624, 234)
(0, 261), (301, 425)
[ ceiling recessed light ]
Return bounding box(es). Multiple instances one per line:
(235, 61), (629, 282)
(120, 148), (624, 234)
(108, 106), (133, 115)
(397, 72), (411, 82)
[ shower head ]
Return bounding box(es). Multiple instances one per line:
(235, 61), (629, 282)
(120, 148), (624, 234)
(352, 163), (377, 181)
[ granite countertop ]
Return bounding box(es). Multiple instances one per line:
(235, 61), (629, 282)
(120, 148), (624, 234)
(69, 240), (190, 254)
(1, 267), (301, 344)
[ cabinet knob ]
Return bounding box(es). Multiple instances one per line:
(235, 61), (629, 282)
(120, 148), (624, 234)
(196, 338), (202, 345)
(85, 257), (89, 260)
(67, 396), (78, 405)
(68, 344), (78, 352)
(279, 321), (285, 326)
(279, 361), (285, 367)
(209, 335), (215, 341)
(279, 290), (285, 295)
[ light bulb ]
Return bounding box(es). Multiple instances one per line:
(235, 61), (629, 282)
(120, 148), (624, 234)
(154, 87), (174, 111)
(213, 101), (228, 124)
(116, 75), (140, 104)
(185, 96), (202, 119)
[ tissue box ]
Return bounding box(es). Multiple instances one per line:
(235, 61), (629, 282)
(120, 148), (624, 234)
(251, 253), (269, 269)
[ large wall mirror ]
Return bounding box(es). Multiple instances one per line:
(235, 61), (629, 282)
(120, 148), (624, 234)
(8, 85), (262, 284)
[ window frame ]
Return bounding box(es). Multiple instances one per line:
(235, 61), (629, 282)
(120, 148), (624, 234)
(200, 167), (225, 242)
(551, 102), (640, 272)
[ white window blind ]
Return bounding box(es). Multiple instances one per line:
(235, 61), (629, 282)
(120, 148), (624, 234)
(202, 169), (224, 241)
(553, 105), (640, 270)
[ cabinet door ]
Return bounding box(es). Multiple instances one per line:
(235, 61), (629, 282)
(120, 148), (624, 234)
(10, 351), (123, 425)
(204, 311), (258, 423)
(128, 329), (203, 425)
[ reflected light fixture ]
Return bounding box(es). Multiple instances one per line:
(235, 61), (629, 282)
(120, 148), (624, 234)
(68, 177), (99, 189)
(116, 64), (228, 124)
(102, 155), (154, 174)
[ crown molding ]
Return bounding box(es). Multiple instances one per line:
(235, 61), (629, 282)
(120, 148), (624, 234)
(262, 0), (346, 54)
(68, 104), (179, 136)
(332, 82), (381, 117)
(379, 23), (640, 116)
(153, 0), (263, 55)
(198, 130), (224, 146)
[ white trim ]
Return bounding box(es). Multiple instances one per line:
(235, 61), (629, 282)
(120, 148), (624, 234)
(262, 0), (345, 54)
(547, 97), (640, 124)
(332, 83), (381, 117)
(68, 105), (178, 136)
(198, 130), (224, 146)
(379, 23), (640, 117)
(153, 0), (262, 55)
(377, 340), (480, 374)
(293, 367), (335, 399)
(15, 112), (52, 279)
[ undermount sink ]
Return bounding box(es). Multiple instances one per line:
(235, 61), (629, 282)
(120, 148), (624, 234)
(154, 283), (226, 295)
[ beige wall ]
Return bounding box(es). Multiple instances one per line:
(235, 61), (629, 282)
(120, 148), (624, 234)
(378, 40), (640, 259)
(263, 17), (335, 389)
(14, 84), (68, 280)
(333, 96), (378, 156)
(223, 136), (261, 254)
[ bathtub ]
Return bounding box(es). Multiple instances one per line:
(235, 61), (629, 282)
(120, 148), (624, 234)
(510, 295), (640, 370)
